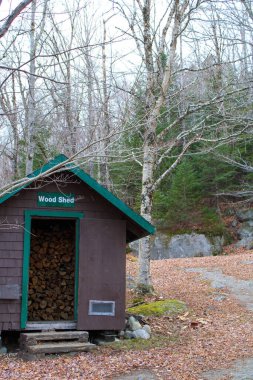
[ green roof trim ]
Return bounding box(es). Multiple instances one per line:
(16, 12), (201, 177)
(0, 154), (155, 236)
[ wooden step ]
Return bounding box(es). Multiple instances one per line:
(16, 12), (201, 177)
(27, 341), (96, 355)
(19, 330), (96, 360)
(25, 321), (76, 330)
(20, 331), (88, 347)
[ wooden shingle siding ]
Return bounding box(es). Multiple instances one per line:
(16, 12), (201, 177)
(77, 219), (126, 330)
(0, 166), (152, 331)
(10, 313), (20, 322)
(0, 298), (20, 330)
(0, 268), (22, 277)
(0, 172), (126, 330)
(0, 242), (23, 251)
(0, 233), (23, 242)
(0, 259), (22, 268)
(0, 302), (20, 313)
(0, 313), (10, 321)
(0, 251), (23, 259)
(0, 277), (22, 285)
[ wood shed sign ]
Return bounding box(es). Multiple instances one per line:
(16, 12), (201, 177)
(37, 192), (75, 208)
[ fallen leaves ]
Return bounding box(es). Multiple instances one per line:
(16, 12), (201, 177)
(1, 250), (253, 379)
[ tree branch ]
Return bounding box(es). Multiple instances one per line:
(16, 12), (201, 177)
(0, 65), (68, 85)
(0, 0), (33, 38)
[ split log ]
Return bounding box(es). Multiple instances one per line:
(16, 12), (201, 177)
(28, 222), (75, 321)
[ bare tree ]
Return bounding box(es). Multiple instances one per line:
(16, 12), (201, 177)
(25, 0), (49, 174)
(0, 0), (252, 292)
(112, 0), (253, 289)
(0, 0), (33, 38)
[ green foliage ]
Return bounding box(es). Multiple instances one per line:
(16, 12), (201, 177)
(111, 81), (253, 238)
(152, 153), (238, 236)
(110, 151), (142, 212)
(200, 207), (228, 237)
(153, 158), (202, 227)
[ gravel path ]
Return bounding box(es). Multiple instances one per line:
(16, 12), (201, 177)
(185, 265), (253, 380)
(186, 267), (253, 311)
(202, 358), (253, 380)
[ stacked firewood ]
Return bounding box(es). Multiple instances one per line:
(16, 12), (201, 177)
(28, 222), (75, 321)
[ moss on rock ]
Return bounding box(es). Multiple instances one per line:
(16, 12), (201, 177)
(127, 299), (186, 317)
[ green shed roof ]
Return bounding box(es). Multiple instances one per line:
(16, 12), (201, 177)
(0, 154), (155, 237)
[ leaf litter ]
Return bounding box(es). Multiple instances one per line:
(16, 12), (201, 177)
(1, 249), (253, 379)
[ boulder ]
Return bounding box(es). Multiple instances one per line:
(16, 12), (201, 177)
(131, 232), (223, 260)
(128, 316), (142, 331)
(238, 221), (253, 239)
(123, 316), (152, 340)
(132, 328), (150, 340)
(142, 324), (151, 335)
(236, 209), (253, 222)
(166, 234), (212, 258)
(236, 237), (253, 250)
(124, 330), (135, 339)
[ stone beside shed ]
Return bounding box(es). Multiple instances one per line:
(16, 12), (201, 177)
(0, 154), (155, 333)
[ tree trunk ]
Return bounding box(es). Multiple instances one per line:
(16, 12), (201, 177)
(99, 20), (111, 189)
(25, 0), (36, 175)
(138, 141), (155, 286)
(11, 74), (19, 179)
(137, 0), (181, 287)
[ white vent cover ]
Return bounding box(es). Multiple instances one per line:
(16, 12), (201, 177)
(88, 300), (115, 316)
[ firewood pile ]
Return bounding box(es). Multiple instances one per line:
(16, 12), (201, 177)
(28, 221), (75, 321)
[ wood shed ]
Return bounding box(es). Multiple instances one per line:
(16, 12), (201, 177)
(0, 154), (155, 333)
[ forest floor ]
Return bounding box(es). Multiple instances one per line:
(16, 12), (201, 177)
(1, 246), (253, 379)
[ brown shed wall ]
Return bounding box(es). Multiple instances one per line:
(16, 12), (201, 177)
(78, 219), (126, 330)
(0, 172), (127, 330)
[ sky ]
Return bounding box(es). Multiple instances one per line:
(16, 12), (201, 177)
(0, 0), (141, 73)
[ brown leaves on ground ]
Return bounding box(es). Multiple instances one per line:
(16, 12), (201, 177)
(1, 249), (253, 379)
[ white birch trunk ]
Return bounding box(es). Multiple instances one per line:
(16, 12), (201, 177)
(137, 0), (182, 287)
(138, 141), (155, 286)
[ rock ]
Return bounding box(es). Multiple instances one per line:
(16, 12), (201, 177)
(238, 221), (253, 239)
(128, 316), (142, 331)
(164, 233), (213, 259)
(132, 328), (150, 339)
(142, 324), (151, 335)
(236, 209), (253, 222)
(231, 219), (238, 228)
(235, 238), (253, 249)
(240, 260), (253, 265)
(124, 330), (135, 339)
(130, 232), (224, 259)
(171, 233), (218, 258)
